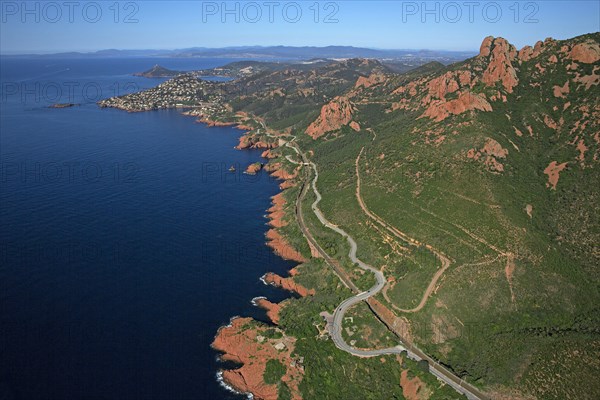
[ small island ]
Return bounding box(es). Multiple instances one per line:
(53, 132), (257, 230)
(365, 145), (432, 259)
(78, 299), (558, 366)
(48, 103), (78, 108)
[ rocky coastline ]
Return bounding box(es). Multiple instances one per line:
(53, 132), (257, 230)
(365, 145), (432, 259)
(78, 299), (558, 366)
(191, 112), (311, 399)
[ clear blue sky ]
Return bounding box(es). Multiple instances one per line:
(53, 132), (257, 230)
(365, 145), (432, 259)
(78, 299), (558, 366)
(1, 1), (598, 54)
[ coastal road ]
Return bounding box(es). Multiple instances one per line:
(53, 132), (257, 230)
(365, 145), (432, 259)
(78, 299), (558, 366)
(285, 138), (486, 400)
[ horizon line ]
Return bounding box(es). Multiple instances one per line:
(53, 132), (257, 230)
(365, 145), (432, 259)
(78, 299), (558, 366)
(0, 44), (481, 57)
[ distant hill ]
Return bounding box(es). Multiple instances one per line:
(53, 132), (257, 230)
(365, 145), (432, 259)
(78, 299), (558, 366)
(133, 64), (182, 78)
(4, 45), (475, 64)
(171, 45), (474, 63)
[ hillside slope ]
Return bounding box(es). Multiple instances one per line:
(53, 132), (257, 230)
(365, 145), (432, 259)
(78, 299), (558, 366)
(296, 33), (599, 398)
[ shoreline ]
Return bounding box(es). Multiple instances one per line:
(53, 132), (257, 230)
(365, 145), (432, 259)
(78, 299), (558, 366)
(191, 111), (308, 399)
(97, 100), (329, 400)
(98, 99), (306, 398)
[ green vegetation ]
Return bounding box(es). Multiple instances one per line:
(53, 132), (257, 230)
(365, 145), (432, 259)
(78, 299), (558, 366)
(278, 382), (292, 400)
(263, 328), (284, 340)
(341, 302), (398, 349)
(263, 359), (287, 385)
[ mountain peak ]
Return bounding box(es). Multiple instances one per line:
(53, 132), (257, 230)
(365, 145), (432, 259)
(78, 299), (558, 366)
(478, 36), (516, 59)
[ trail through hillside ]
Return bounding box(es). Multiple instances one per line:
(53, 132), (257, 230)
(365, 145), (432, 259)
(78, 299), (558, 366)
(355, 148), (451, 313)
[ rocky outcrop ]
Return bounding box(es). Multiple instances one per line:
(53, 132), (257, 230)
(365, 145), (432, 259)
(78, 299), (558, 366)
(569, 41), (600, 64)
(255, 298), (282, 324)
(481, 37), (519, 93)
(467, 138), (509, 173)
(212, 317), (303, 400)
(349, 121), (361, 132)
(573, 68), (600, 90)
(576, 139), (588, 163)
(267, 193), (287, 228)
(245, 162), (263, 175)
(479, 36), (494, 57)
(305, 96), (356, 139)
(421, 92), (492, 122)
(236, 134), (277, 150)
(424, 71), (461, 100)
(525, 204), (533, 219)
(261, 149), (278, 159)
(553, 81), (570, 98)
(265, 163), (300, 189)
(355, 74), (385, 89)
(265, 229), (306, 263)
(196, 114), (255, 131)
(400, 369), (427, 400)
(263, 272), (314, 297)
(544, 161), (568, 190)
(518, 46), (534, 62)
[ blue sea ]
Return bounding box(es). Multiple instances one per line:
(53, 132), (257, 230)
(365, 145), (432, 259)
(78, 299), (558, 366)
(0, 57), (294, 400)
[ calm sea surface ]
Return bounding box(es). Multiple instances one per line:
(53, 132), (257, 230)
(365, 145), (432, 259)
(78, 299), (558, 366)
(0, 57), (294, 400)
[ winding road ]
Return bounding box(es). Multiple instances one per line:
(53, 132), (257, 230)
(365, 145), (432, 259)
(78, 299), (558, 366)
(255, 117), (483, 398)
(284, 136), (486, 400)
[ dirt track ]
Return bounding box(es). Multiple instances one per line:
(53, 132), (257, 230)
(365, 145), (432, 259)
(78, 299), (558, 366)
(355, 147), (451, 313)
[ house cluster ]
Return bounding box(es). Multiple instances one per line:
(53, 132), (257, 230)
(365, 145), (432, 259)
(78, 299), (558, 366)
(98, 74), (226, 113)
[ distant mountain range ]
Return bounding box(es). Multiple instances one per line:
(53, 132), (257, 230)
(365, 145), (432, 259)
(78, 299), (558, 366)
(3, 46), (475, 63)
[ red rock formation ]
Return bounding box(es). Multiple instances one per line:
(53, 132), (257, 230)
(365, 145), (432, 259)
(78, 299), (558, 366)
(263, 272), (314, 297)
(267, 193), (287, 228)
(514, 127), (523, 137)
(544, 115), (559, 130)
(366, 297), (412, 342)
(212, 317), (303, 400)
(481, 37), (519, 93)
(349, 121), (361, 132)
(482, 138), (508, 158)
(261, 149), (278, 159)
(573, 67), (600, 90)
(518, 46), (534, 62)
(479, 36), (494, 57)
(245, 163), (262, 175)
(236, 134), (277, 150)
(355, 74), (385, 89)
(569, 41), (600, 64)
(400, 369), (426, 400)
(305, 96), (355, 139)
(267, 163), (299, 182)
(420, 92), (492, 122)
(576, 140), (588, 163)
(198, 117), (237, 127)
(424, 71), (461, 100)
(544, 161), (568, 189)
(467, 138), (508, 173)
(553, 81), (570, 98)
(255, 298), (282, 324)
(279, 180), (296, 190)
(265, 229), (306, 264)
(533, 40), (544, 55)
